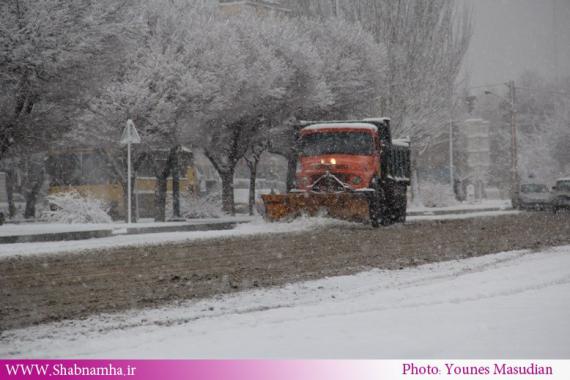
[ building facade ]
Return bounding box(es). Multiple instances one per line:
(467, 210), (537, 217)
(462, 118), (491, 200)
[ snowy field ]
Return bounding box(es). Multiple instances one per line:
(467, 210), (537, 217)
(0, 210), (519, 259)
(3, 244), (569, 358)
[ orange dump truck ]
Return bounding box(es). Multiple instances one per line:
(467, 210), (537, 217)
(262, 118), (411, 227)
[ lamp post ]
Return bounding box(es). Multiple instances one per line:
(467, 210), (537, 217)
(484, 80), (518, 206)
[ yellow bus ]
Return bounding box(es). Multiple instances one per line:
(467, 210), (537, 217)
(46, 147), (198, 219)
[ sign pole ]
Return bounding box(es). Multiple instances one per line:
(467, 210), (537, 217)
(127, 139), (132, 224)
(120, 119), (141, 225)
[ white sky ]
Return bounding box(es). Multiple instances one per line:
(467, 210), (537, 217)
(464, 0), (570, 87)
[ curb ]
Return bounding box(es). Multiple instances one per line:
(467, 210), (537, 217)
(0, 229), (113, 244)
(407, 207), (511, 217)
(0, 219), (253, 245)
(125, 221), (243, 235)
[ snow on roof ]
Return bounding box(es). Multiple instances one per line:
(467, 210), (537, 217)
(302, 123), (378, 132)
(556, 177), (570, 182)
(392, 138), (411, 147)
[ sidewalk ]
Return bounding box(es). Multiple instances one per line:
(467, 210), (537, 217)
(0, 216), (254, 244)
(0, 200), (511, 245)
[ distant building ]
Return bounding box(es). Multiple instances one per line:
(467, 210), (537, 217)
(462, 118), (491, 200)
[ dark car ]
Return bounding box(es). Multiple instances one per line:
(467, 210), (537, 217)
(551, 178), (570, 213)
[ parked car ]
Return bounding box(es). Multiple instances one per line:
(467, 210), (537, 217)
(516, 183), (551, 210)
(551, 178), (570, 213)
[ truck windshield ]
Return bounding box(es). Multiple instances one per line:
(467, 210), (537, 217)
(300, 132), (374, 156)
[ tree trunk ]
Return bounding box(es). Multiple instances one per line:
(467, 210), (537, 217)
(172, 154), (181, 219)
(204, 149), (238, 216)
(248, 162), (257, 216)
(23, 176), (44, 219)
(220, 168), (235, 215)
(22, 159), (45, 220)
(6, 169), (17, 218)
(154, 174), (168, 222)
(286, 154), (297, 192)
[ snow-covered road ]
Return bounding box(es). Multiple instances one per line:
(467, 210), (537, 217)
(3, 245), (569, 358)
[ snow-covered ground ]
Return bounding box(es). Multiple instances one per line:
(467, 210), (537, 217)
(409, 199), (511, 213)
(3, 245), (569, 358)
(0, 211), (519, 259)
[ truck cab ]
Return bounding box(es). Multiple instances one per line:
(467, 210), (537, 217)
(262, 118), (410, 227)
(296, 122), (381, 192)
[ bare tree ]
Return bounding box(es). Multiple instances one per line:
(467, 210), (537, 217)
(244, 139), (271, 215)
(0, 0), (127, 161)
(290, 0), (472, 202)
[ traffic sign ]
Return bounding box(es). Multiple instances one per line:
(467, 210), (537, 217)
(120, 119), (141, 145)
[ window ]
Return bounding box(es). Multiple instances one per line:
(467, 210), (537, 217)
(300, 132), (374, 156)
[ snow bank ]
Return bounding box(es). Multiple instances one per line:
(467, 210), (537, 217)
(41, 191), (112, 224)
(3, 246), (569, 358)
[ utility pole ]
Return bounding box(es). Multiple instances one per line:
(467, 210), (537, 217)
(484, 82), (519, 207)
(552, 0), (559, 81)
(334, 0), (340, 17)
(449, 85), (454, 195)
(508, 80), (519, 207)
(120, 119), (141, 224)
(449, 118), (454, 193)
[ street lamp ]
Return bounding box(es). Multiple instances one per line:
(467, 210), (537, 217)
(449, 95), (478, 195)
(484, 80), (519, 207)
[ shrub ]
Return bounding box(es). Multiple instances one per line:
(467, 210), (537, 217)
(42, 191), (112, 224)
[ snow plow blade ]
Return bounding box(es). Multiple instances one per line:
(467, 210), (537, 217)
(261, 193), (371, 223)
